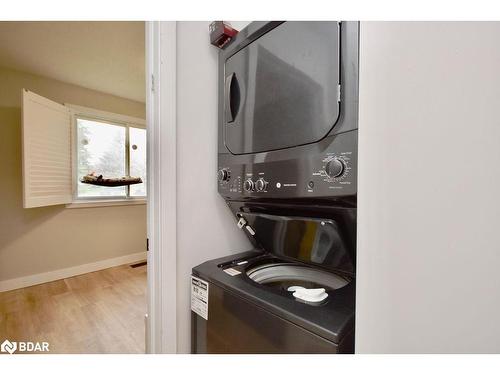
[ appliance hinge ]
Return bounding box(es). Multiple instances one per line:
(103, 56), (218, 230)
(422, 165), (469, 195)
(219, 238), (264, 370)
(237, 217), (255, 236)
(337, 84), (341, 102)
(151, 74), (155, 93)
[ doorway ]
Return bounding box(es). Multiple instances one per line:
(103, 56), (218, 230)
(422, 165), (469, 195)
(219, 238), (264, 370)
(0, 21), (148, 354)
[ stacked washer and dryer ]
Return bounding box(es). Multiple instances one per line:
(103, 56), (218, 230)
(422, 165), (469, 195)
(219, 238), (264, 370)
(191, 21), (359, 353)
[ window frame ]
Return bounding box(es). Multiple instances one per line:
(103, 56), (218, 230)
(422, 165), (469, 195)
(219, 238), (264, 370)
(66, 104), (147, 206)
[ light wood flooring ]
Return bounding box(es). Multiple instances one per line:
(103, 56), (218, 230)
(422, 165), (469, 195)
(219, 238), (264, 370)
(0, 263), (147, 354)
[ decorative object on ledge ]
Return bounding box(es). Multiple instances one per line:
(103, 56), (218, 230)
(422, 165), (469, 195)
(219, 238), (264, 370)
(209, 21), (238, 49)
(81, 173), (142, 187)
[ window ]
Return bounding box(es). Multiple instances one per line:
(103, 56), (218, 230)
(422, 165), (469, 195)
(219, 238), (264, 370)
(75, 114), (147, 200)
(21, 90), (146, 208)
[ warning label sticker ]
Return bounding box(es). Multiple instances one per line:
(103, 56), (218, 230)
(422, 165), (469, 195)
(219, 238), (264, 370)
(191, 276), (209, 320)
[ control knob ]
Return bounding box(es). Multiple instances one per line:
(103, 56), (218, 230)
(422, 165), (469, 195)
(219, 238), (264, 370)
(243, 179), (255, 192)
(325, 158), (345, 178)
(217, 168), (230, 182)
(255, 178), (268, 192)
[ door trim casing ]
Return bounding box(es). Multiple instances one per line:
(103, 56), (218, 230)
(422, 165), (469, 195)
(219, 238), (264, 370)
(146, 21), (178, 354)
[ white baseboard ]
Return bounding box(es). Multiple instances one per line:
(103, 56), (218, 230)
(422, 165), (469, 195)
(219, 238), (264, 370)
(0, 251), (147, 292)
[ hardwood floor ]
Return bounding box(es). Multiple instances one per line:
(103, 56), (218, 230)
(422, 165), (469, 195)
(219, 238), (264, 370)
(0, 263), (147, 354)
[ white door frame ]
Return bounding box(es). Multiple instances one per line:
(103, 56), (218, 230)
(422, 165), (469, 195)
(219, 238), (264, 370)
(146, 21), (178, 354)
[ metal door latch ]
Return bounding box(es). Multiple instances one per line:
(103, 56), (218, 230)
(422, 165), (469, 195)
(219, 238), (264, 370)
(237, 217), (247, 229)
(237, 217), (256, 236)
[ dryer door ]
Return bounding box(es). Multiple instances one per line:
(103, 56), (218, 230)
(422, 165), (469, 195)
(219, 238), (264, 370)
(224, 21), (341, 155)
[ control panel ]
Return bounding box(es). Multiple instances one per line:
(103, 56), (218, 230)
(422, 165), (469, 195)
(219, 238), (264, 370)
(218, 132), (357, 200)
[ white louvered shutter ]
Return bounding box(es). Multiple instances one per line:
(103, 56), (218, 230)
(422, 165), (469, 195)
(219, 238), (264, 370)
(22, 89), (72, 208)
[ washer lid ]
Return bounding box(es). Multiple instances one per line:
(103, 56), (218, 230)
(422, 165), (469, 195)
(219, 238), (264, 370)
(238, 212), (356, 275)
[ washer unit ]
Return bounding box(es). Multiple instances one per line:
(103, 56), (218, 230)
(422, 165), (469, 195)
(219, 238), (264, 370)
(192, 21), (359, 354)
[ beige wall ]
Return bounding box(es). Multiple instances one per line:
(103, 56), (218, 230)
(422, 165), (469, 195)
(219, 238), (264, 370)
(0, 66), (146, 283)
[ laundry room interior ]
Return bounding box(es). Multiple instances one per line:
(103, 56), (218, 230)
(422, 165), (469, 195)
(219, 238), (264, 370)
(1, 17), (500, 360)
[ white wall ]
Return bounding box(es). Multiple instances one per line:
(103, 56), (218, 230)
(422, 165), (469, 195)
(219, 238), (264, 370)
(175, 21), (252, 353)
(356, 22), (500, 353)
(229, 21), (251, 31)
